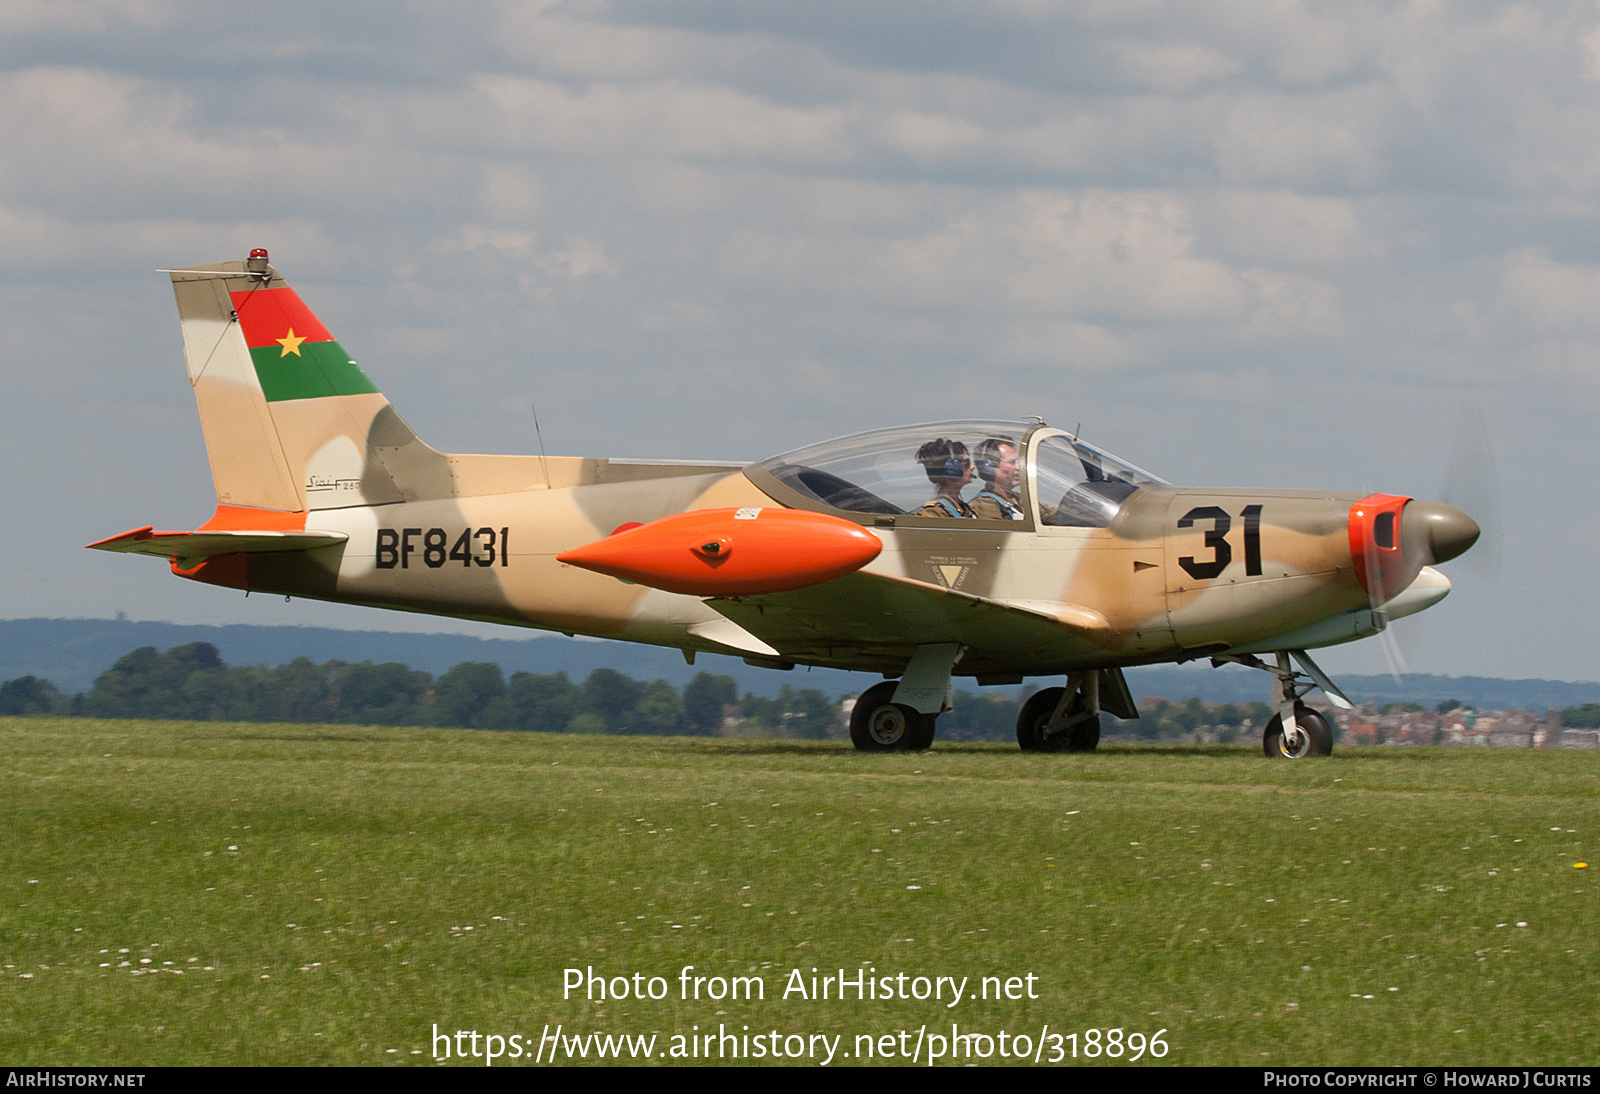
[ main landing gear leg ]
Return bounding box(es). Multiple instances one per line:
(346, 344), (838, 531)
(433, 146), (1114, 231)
(1017, 672), (1103, 752)
(850, 643), (962, 752)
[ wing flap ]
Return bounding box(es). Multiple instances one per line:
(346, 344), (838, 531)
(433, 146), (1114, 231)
(686, 616), (782, 657)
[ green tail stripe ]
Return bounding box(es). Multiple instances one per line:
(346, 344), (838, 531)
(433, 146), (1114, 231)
(249, 341), (380, 402)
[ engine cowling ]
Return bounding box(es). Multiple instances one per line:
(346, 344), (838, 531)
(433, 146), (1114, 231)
(1348, 493), (1479, 602)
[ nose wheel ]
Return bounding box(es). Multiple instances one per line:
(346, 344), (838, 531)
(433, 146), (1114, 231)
(1263, 702), (1333, 757)
(1212, 649), (1345, 758)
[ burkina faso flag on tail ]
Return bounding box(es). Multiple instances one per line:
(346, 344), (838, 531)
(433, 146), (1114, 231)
(231, 286), (380, 402)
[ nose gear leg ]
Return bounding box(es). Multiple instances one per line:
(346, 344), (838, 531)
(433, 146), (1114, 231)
(1211, 648), (1343, 758)
(1274, 651), (1304, 752)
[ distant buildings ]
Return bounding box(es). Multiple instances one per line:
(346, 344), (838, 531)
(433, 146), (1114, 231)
(1114, 697), (1596, 748)
(1325, 703), (1587, 749)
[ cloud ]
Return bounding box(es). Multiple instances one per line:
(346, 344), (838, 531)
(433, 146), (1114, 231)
(1499, 248), (1600, 335)
(1198, 189), (1368, 268)
(0, 0), (168, 35)
(991, 319), (1133, 370)
(0, 201), (333, 275)
(1101, 38), (1243, 92)
(478, 164), (547, 226)
(1212, 87), (1394, 188)
(0, 67), (467, 224)
(713, 185), (1338, 343)
(451, 73), (858, 164)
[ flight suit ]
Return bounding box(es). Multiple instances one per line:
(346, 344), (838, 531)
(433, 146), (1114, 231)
(970, 489), (1024, 521)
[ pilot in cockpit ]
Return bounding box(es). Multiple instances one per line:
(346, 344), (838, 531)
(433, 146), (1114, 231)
(913, 438), (976, 518)
(969, 437), (1025, 521)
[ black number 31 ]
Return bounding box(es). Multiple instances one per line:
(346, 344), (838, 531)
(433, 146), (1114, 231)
(1178, 505), (1262, 580)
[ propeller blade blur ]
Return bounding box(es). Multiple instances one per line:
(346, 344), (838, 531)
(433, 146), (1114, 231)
(1440, 392), (1502, 575)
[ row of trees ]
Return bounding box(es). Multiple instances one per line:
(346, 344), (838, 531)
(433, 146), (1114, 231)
(1127, 698), (1278, 743)
(0, 642), (1033, 739)
(0, 649), (1299, 744)
(0, 642), (847, 738)
(10, 642), (1589, 737)
(1562, 703), (1600, 728)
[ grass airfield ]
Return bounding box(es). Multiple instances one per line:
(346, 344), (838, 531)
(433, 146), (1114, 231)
(1, 716), (1596, 1067)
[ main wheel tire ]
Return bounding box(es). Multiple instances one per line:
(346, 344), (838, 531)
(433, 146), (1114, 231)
(1262, 703), (1334, 758)
(1017, 687), (1066, 751)
(850, 681), (933, 751)
(1066, 712), (1102, 753)
(1018, 686), (1103, 752)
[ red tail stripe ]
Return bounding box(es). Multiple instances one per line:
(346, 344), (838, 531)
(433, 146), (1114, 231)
(229, 286), (334, 349)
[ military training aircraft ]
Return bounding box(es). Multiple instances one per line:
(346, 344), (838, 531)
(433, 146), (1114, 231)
(90, 251), (1481, 757)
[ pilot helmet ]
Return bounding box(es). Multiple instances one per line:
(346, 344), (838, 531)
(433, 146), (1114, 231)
(974, 437), (1016, 484)
(916, 438), (971, 483)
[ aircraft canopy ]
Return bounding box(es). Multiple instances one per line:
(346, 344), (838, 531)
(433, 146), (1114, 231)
(756, 420), (1165, 528)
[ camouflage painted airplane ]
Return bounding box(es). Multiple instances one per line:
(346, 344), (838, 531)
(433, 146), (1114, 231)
(90, 251), (1481, 757)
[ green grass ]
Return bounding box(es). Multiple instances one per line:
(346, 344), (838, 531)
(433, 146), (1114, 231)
(1, 716), (1596, 1066)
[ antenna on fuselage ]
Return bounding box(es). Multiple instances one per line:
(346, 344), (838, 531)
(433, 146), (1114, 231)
(531, 401), (551, 490)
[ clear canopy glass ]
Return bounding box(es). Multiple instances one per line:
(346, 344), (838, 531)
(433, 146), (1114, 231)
(758, 420), (1165, 527)
(1032, 434), (1165, 527)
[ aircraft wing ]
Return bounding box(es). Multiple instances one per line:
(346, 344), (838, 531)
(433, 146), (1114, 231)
(87, 526), (348, 563)
(706, 569), (1112, 672)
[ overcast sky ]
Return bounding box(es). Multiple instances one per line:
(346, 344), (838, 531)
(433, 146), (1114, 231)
(2, 0), (1597, 682)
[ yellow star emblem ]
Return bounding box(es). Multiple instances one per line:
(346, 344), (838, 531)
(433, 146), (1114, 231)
(277, 328), (307, 357)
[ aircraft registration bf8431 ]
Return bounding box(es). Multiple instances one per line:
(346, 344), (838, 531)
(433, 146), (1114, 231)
(90, 251), (1481, 758)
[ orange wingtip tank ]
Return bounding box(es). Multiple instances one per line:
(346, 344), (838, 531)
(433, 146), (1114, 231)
(557, 507), (883, 596)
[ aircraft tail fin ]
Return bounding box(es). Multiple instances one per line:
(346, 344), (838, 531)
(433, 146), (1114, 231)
(171, 252), (452, 512)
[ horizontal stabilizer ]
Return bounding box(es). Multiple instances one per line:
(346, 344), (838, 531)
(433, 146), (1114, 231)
(87, 526), (347, 563)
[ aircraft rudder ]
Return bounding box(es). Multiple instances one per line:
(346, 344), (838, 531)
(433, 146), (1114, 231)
(170, 259), (302, 511)
(170, 250), (452, 511)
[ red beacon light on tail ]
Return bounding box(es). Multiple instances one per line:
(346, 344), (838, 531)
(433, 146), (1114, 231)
(246, 248), (270, 275)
